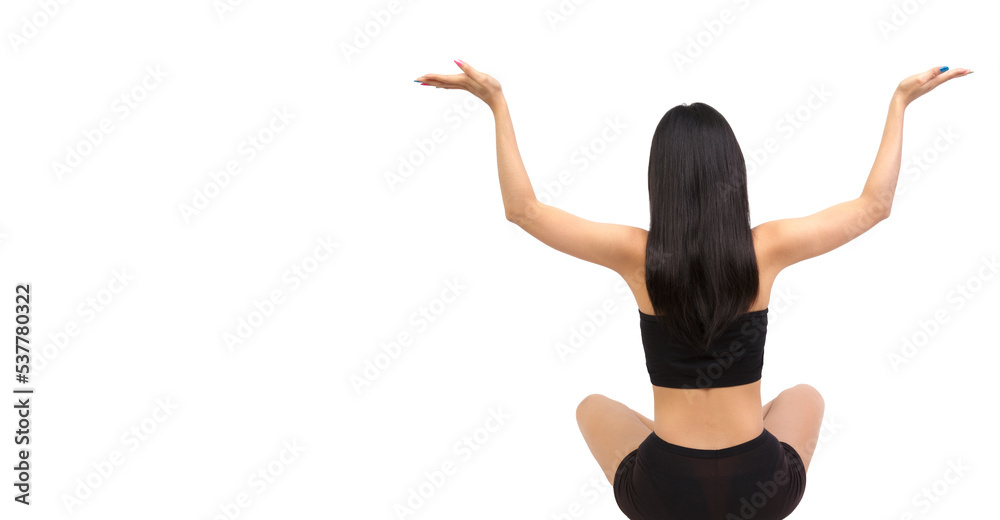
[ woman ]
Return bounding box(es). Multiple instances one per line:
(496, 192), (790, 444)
(414, 61), (972, 519)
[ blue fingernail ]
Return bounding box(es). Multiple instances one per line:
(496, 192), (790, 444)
(939, 66), (949, 72)
(414, 80), (421, 82)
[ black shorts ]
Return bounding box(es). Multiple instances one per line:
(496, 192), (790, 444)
(613, 428), (805, 520)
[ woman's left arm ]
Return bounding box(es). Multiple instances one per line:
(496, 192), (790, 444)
(416, 61), (643, 278)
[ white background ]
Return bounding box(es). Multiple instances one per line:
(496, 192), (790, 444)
(1, 0), (997, 518)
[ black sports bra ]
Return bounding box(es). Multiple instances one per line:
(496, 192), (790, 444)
(638, 308), (768, 389)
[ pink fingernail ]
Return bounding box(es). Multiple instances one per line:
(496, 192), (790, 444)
(455, 60), (463, 67)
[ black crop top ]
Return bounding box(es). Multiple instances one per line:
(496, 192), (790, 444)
(638, 308), (768, 389)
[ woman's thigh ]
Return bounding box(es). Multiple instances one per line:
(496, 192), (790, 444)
(762, 383), (825, 473)
(576, 394), (653, 485)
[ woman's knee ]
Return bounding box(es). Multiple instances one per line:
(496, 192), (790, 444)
(576, 393), (610, 421)
(787, 384), (825, 412)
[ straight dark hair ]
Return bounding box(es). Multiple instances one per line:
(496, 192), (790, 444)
(645, 102), (759, 351)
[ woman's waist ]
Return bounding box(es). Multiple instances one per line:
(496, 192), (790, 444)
(651, 385), (763, 450)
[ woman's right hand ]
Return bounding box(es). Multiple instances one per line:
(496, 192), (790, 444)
(894, 65), (973, 107)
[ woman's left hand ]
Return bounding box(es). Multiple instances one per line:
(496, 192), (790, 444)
(415, 60), (504, 109)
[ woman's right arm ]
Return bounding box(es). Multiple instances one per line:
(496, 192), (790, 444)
(757, 65), (973, 275)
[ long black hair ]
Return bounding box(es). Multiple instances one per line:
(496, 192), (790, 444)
(645, 102), (759, 351)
